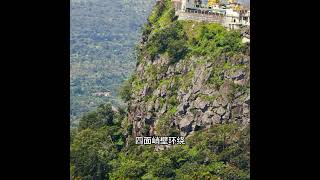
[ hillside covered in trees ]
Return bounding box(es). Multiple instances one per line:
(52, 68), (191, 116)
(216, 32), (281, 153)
(71, 0), (250, 179)
(70, 0), (156, 126)
(71, 105), (249, 179)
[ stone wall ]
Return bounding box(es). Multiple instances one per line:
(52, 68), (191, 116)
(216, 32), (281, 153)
(176, 11), (251, 30)
(177, 11), (225, 24)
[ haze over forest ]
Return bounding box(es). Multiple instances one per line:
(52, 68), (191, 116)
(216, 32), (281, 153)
(70, 0), (156, 126)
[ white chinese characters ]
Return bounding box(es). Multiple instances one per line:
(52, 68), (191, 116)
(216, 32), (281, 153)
(136, 136), (185, 145)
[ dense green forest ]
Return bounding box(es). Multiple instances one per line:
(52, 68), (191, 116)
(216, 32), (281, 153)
(70, 0), (156, 126)
(71, 106), (249, 179)
(71, 0), (250, 179)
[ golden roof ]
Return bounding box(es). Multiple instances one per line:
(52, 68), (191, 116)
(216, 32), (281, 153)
(208, 0), (220, 4)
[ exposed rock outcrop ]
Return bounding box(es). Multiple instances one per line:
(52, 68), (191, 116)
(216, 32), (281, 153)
(126, 0), (250, 141)
(128, 48), (250, 138)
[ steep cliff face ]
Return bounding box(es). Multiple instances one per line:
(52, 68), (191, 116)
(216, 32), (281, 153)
(71, 1), (250, 178)
(123, 0), (250, 140)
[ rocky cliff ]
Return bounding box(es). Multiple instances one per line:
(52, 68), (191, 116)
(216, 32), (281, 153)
(121, 0), (250, 142)
(71, 1), (250, 178)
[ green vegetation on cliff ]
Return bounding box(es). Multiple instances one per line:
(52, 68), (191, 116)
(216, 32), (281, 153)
(71, 109), (250, 179)
(119, 0), (249, 136)
(139, 0), (245, 64)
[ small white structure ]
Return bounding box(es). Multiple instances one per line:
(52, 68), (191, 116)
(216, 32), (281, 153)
(92, 91), (111, 97)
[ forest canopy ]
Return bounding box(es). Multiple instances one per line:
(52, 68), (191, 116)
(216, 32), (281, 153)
(70, 0), (156, 126)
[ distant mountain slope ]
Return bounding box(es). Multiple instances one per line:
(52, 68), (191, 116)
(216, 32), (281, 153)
(70, 0), (156, 126)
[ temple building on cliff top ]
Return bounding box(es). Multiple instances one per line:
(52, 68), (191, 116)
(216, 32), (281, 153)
(173, 0), (250, 30)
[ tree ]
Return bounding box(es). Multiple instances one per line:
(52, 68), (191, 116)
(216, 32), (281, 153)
(119, 78), (132, 102)
(70, 128), (117, 179)
(78, 111), (103, 130)
(78, 103), (114, 130)
(110, 159), (146, 179)
(152, 157), (175, 178)
(96, 103), (114, 125)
